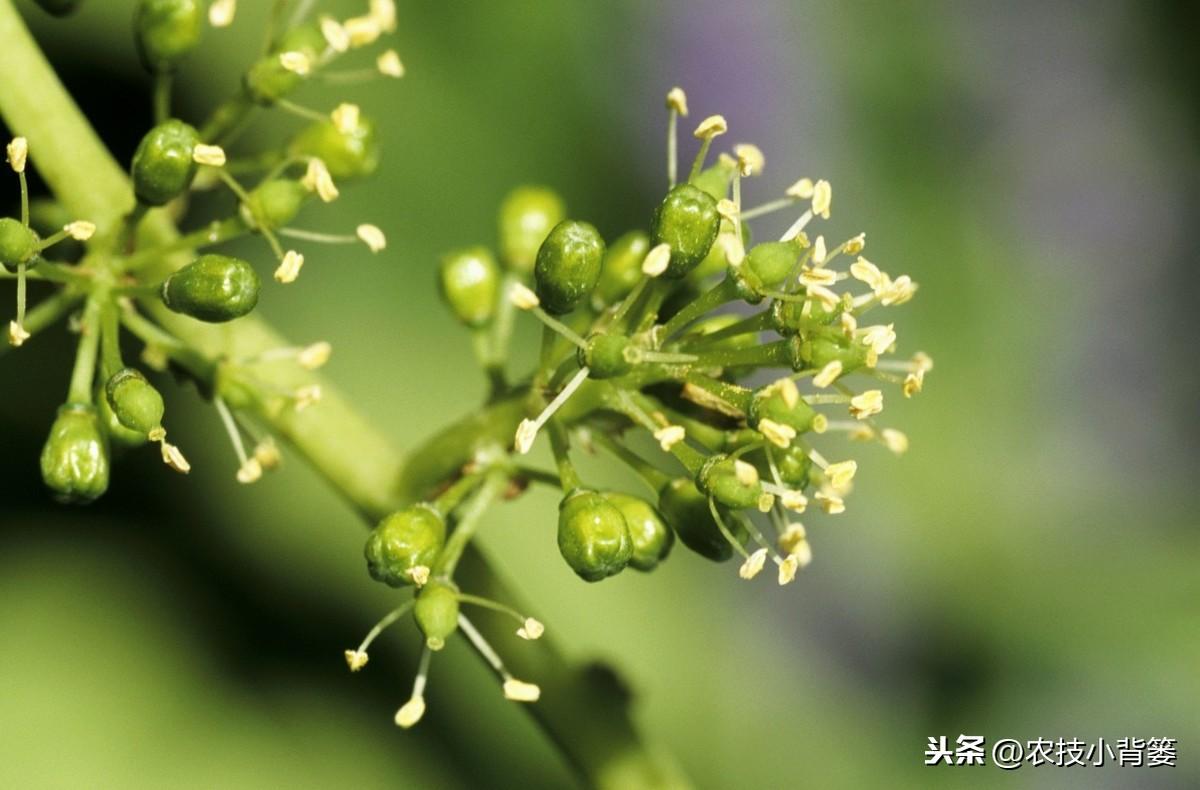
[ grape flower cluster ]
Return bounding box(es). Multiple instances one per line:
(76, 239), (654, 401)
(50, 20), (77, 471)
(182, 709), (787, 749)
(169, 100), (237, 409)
(353, 86), (932, 727)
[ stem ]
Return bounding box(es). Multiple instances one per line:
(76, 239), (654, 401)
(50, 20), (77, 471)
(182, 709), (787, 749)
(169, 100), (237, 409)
(67, 297), (101, 403)
(153, 71), (171, 123)
(660, 276), (739, 340)
(0, 5), (686, 787)
(98, 300), (122, 379)
(434, 471), (507, 578)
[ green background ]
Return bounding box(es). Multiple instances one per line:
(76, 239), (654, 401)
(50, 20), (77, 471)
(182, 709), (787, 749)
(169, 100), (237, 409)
(1, 1), (1196, 787)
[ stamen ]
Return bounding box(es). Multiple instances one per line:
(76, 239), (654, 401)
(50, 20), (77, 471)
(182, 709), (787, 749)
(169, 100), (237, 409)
(455, 593), (544, 640)
(812, 360), (843, 388)
(811, 179), (832, 219)
(192, 144), (227, 167)
(394, 646), (432, 728)
(293, 384), (322, 411)
(279, 51), (312, 76)
(738, 547), (768, 579)
(344, 16), (383, 47)
(653, 425), (685, 451)
(274, 250), (304, 283)
(347, 600), (415, 671)
(209, 0), (236, 27)
(513, 367), (590, 454)
(641, 242), (671, 277)
(824, 460), (857, 489)
(665, 87), (688, 187)
(214, 395), (258, 484)
(377, 50), (405, 77)
(733, 143), (765, 177)
(356, 224), (387, 252)
(302, 158), (338, 201)
(509, 282), (540, 310)
(331, 103), (361, 134)
(457, 613), (541, 703)
(688, 115), (727, 182)
(319, 16), (350, 53)
(880, 428), (909, 455)
(848, 390), (883, 420)
(6, 137), (28, 173)
(371, 0), (398, 32)
(159, 440), (191, 473)
(298, 341), (332, 369)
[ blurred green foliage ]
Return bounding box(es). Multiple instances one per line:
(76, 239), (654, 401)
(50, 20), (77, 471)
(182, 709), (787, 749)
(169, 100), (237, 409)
(1, 1), (1196, 788)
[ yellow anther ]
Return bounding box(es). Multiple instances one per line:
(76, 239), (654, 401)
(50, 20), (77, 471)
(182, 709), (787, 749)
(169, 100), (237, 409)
(666, 86), (689, 116)
(693, 115), (728, 139)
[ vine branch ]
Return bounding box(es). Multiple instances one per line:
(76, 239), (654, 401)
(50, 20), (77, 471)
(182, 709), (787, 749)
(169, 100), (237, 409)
(0, 2), (684, 787)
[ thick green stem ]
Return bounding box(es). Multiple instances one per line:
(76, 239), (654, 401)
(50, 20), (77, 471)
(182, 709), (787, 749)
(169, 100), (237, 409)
(0, 4), (685, 787)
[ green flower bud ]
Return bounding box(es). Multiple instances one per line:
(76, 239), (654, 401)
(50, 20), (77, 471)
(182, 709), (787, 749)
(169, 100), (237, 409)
(131, 120), (201, 206)
(697, 454), (763, 510)
(40, 404), (109, 504)
(414, 580), (459, 650)
(772, 445), (812, 488)
(744, 241), (801, 289)
(272, 23), (327, 57)
(497, 185), (566, 273)
(601, 492), (673, 572)
(364, 505), (447, 587)
(96, 385), (148, 448)
(438, 247), (500, 328)
(577, 333), (631, 379)
(241, 179), (308, 231)
(134, 0), (204, 72)
(792, 336), (871, 374)
(34, 0), (83, 16)
(104, 368), (165, 438)
(593, 230), (649, 307)
(691, 162), (734, 201)
(244, 55), (305, 106)
(749, 379), (820, 435)
(657, 477), (745, 562)
(160, 254), (260, 323)
(0, 218), (39, 273)
(534, 220), (605, 315)
(650, 184), (720, 279)
(557, 490), (632, 582)
(288, 112), (379, 180)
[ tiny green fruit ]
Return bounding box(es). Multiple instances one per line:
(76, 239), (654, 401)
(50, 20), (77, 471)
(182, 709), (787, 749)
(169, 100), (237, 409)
(557, 490), (633, 582)
(414, 580), (459, 650)
(439, 247), (500, 328)
(650, 183), (721, 279)
(0, 218), (39, 272)
(578, 333), (631, 379)
(131, 120), (201, 206)
(288, 114), (380, 180)
(657, 477), (745, 562)
(744, 241), (801, 289)
(133, 0), (204, 72)
(534, 220), (605, 315)
(497, 185), (566, 274)
(242, 179), (309, 231)
(160, 254), (260, 323)
(40, 404), (110, 504)
(105, 368), (165, 438)
(697, 454), (764, 510)
(601, 492), (673, 572)
(364, 505), (447, 587)
(593, 230), (649, 307)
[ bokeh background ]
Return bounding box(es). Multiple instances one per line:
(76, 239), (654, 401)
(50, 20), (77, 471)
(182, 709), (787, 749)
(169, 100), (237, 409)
(2, 1), (1197, 788)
